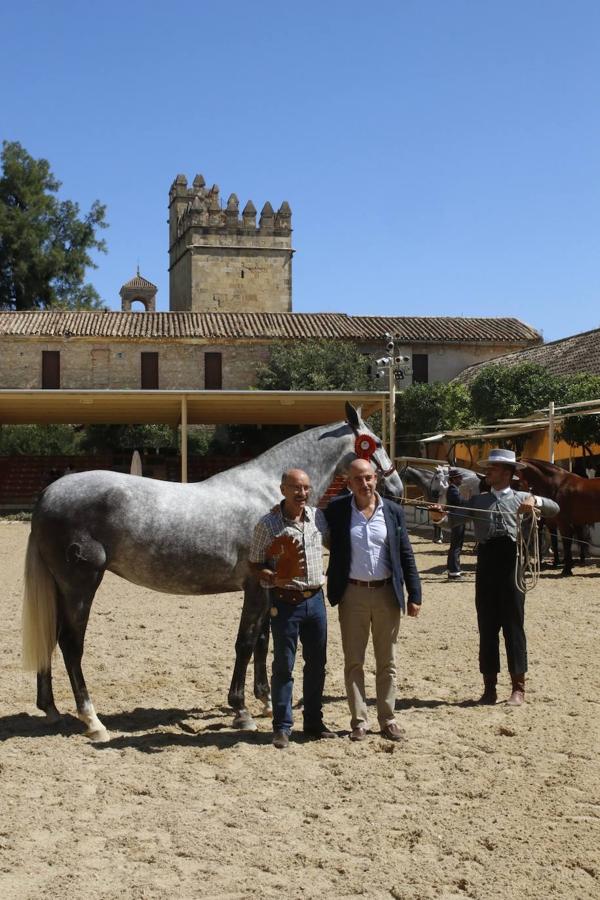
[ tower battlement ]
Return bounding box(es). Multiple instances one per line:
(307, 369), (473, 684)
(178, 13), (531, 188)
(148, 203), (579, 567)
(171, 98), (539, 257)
(168, 174), (293, 313)
(169, 174), (291, 241)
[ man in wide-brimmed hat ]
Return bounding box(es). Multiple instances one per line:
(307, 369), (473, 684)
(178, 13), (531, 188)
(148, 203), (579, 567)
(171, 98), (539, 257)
(435, 448), (559, 706)
(446, 468), (466, 580)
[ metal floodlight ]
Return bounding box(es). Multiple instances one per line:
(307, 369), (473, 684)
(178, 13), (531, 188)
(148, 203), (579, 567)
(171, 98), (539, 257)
(394, 355), (410, 364)
(368, 361), (388, 380)
(386, 341), (394, 353)
(383, 331), (393, 341)
(375, 356), (391, 367)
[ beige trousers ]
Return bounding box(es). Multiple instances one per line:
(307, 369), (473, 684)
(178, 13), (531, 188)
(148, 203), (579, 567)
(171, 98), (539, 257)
(338, 582), (401, 729)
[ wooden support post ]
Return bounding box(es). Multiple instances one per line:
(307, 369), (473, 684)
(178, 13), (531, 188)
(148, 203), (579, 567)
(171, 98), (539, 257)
(180, 394), (188, 484)
(548, 401), (555, 464)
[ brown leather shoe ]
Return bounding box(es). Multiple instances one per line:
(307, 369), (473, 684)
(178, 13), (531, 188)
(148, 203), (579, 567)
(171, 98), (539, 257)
(349, 726), (368, 742)
(507, 674), (525, 706)
(380, 722), (404, 742)
(272, 730), (289, 749)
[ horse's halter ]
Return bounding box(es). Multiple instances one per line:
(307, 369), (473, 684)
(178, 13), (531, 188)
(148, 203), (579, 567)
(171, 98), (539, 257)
(352, 431), (396, 478)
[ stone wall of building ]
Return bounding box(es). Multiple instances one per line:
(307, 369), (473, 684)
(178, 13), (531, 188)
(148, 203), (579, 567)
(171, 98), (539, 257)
(0, 337), (272, 391)
(169, 175), (293, 313)
(356, 340), (520, 385)
(0, 333), (524, 393)
(423, 343), (515, 382)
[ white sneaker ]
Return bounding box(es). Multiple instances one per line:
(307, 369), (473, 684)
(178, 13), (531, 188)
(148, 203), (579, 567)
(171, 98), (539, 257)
(448, 571), (464, 579)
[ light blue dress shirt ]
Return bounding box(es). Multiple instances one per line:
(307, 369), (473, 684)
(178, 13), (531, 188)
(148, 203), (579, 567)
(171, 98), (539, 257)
(348, 494), (392, 580)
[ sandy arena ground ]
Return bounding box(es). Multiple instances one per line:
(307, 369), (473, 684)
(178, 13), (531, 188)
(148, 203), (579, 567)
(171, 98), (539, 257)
(0, 522), (599, 900)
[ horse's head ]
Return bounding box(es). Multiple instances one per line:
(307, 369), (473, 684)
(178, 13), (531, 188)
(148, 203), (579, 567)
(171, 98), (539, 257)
(344, 402), (403, 500)
(429, 465), (448, 502)
(517, 460), (547, 494)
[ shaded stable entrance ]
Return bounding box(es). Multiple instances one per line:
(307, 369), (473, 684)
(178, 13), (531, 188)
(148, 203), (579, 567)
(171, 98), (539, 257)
(0, 389), (388, 482)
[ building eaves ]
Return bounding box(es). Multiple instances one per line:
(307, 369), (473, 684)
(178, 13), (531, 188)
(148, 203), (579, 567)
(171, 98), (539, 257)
(0, 311), (541, 344)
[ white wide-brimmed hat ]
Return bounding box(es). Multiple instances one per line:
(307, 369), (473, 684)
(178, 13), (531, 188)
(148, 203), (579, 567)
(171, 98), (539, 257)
(476, 448), (525, 470)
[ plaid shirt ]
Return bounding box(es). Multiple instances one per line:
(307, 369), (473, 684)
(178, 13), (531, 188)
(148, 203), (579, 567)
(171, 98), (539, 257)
(249, 503), (327, 590)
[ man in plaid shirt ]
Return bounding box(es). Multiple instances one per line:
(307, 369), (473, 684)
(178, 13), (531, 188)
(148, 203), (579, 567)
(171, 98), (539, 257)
(249, 468), (336, 749)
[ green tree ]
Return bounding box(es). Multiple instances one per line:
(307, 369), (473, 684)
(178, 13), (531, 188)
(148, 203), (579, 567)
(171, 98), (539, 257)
(80, 425), (177, 453)
(0, 424), (81, 455)
(255, 339), (370, 391)
(0, 141), (108, 310)
(216, 339), (372, 456)
(396, 381), (474, 448)
(470, 363), (562, 424)
(557, 373), (600, 454)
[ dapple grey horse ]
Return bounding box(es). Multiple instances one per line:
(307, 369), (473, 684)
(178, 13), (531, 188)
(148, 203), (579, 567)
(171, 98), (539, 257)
(22, 403), (401, 741)
(429, 465), (481, 505)
(402, 464), (480, 508)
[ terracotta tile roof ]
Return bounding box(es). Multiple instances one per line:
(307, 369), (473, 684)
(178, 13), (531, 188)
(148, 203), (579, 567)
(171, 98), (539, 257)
(0, 311), (541, 344)
(455, 326), (600, 383)
(120, 273), (157, 291)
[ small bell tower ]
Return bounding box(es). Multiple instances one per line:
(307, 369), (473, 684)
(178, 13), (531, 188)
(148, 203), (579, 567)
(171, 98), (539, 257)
(119, 268), (157, 312)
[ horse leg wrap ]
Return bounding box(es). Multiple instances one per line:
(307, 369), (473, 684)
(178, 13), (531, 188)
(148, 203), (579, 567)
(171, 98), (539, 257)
(78, 701), (110, 741)
(258, 697), (273, 717)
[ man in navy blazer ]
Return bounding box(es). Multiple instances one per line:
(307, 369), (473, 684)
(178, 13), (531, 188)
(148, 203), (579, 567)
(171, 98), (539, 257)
(324, 458), (422, 741)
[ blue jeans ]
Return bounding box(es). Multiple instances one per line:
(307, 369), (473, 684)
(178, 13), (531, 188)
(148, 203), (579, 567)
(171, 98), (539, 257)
(269, 590), (327, 735)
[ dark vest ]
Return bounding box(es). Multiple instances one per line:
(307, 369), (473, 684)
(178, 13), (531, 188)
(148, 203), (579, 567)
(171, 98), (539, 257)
(323, 495), (422, 610)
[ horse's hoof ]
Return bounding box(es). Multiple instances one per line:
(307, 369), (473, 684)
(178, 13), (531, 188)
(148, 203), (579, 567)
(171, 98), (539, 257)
(258, 700), (273, 717)
(232, 711), (258, 732)
(44, 708), (63, 725)
(87, 727), (111, 743)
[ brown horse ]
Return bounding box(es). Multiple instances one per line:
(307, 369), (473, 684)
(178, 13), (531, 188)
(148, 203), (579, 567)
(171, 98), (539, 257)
(519, 458), (600, 576)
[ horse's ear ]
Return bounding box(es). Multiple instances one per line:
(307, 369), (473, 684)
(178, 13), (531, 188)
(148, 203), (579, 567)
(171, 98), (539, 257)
(345, 402), (362, 430)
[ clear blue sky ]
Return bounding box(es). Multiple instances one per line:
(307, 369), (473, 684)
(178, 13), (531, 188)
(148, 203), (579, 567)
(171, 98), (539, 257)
(2, 1), (600, 341)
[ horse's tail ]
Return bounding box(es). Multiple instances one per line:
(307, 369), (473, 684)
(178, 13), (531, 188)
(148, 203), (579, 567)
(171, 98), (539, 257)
(22, 531), (57, 672)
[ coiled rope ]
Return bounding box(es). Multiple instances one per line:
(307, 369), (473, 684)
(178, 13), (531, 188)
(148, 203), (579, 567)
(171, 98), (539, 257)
(516, 509), (541, 593)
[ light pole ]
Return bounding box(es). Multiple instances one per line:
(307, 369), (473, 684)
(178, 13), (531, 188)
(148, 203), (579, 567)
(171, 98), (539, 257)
(368, 334), (411, 464)
(388, 345), (397, 464)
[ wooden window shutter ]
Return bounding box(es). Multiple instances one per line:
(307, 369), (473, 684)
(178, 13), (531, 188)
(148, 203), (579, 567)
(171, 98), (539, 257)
(42, 351), (60, 389)
(141, 352), (159, 389)
(204, 352), (222, 390)
(412, 353), (429, 384)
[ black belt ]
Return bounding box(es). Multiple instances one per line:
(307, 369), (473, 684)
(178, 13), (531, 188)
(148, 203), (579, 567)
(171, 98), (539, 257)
(347, 577), (393, 589)
(271, 586), (322, 604)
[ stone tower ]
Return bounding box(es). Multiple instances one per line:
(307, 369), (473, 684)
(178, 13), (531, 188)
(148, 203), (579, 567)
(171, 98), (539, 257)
(119, 269), (157, 311)
(168, 174), (293, 313)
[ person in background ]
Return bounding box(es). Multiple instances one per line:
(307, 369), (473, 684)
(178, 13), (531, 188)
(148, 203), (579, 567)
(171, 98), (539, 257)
(435, 449), (559, 706)
(446, 468), (466, 581)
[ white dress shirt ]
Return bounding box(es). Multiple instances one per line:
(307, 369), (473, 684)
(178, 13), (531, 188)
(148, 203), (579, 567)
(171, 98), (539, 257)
(348, 494), (392, 580)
